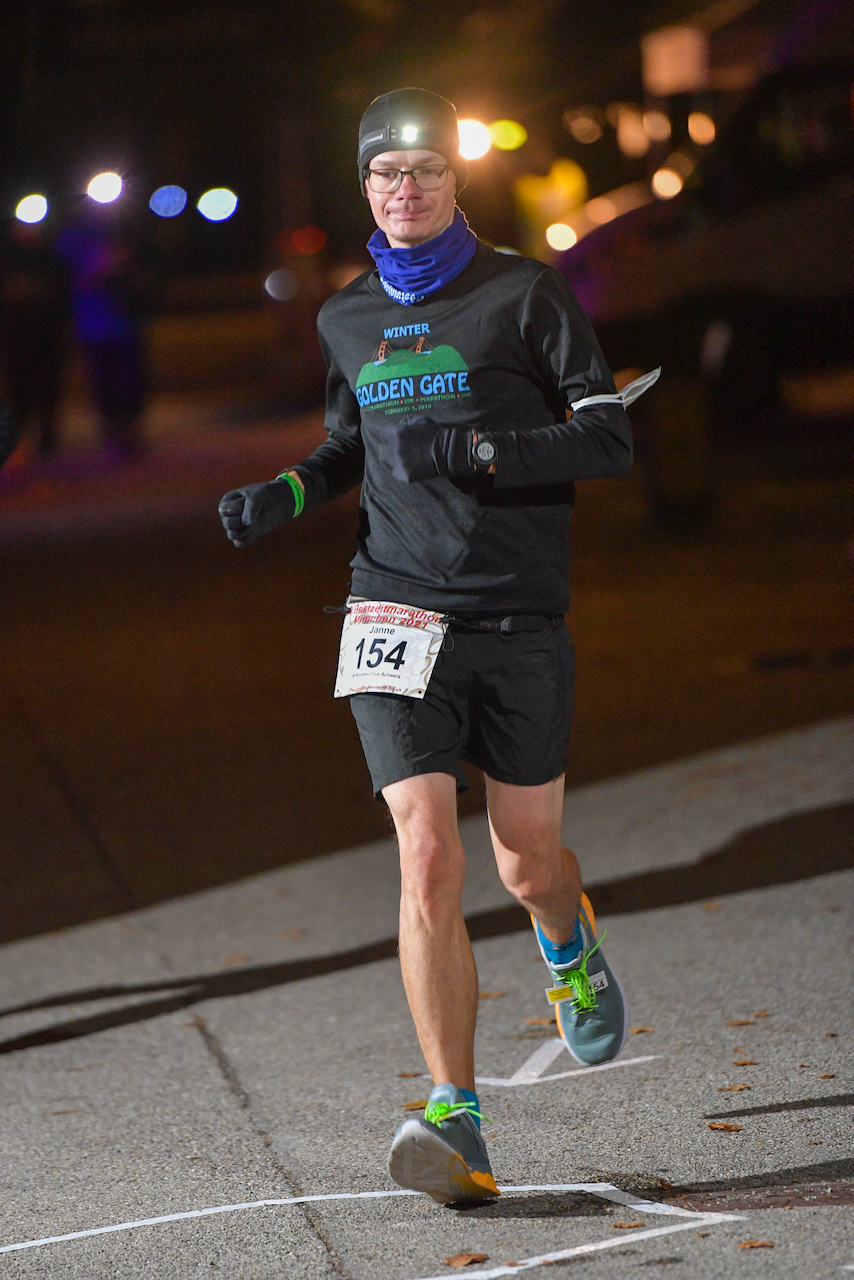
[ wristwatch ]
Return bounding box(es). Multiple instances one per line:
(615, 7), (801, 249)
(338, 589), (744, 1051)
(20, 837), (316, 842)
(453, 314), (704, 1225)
(472, 433), (497, 473)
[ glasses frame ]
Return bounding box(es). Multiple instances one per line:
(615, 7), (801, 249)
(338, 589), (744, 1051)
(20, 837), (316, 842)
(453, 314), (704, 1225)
(365, 164), (451, 194)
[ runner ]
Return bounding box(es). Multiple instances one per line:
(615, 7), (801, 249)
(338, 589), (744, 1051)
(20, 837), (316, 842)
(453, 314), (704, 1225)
(219, 88), (659, 1207)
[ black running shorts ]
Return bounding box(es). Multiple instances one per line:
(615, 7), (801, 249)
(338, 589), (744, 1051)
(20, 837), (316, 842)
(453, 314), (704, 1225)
(349, 620), (574, 796)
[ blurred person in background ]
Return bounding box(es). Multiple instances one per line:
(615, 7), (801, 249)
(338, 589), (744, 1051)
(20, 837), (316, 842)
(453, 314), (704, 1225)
(220, 89), (657, 1206)
(0, 219), (69, 460)
(56, 207), (149, 460)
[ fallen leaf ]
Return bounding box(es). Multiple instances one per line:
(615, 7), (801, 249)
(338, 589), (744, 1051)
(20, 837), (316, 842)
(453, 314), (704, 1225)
(397, 1072), (422, 1078)
(820, 1073), (836, 1079)
(727, 1019), (755, 1027)
(282, 927), (305, 939)
(753, 1010), (770, 1018)
(808, 1140), (822, 1145)
(798, 1063), (809, 1068)
(708, 1122), (742, 1132)
(825, 1032), (838, 1038)
(738, 1240), (774, 1249)
(733, 1059), (757, 1066)
(612, 1221), (645, 1229)
(525, 1016), (556, 1025)
(403, 1099), (428, 1111)
(702, 901), (722, 911)
(224, 953), (248, 966)
(696, 1232), (710, 1238)
(44, 1109), (78, 1116)
(445, 1253), (489, 1267)
(629, 1026), (653, 1034)
(478, 991), (506, 1000)
(504, 1263), (522, 1268)
(718, 1084), (750, 1092)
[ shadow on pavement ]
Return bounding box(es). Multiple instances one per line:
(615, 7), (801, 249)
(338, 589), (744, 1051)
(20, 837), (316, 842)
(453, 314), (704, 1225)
(1, 802), (850, 1056)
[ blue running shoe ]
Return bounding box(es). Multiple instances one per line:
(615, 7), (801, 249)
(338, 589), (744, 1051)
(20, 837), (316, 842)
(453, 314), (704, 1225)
(533, 893), (628, 1066)
(388, 1084), (500, 1205)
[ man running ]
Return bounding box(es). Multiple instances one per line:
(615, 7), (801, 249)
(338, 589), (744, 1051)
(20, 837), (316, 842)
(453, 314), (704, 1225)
(220, 88), (657, 1207)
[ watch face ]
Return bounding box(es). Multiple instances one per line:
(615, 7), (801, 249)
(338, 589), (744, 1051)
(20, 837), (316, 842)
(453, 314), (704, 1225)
(475, 439), (496, 463)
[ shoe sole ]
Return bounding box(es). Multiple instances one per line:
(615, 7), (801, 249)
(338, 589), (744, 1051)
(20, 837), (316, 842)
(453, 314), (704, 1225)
(388, 1119), (500, 1206)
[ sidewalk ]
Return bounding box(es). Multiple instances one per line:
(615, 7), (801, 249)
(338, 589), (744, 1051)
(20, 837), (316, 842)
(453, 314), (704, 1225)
(1, 722), (851, 1278)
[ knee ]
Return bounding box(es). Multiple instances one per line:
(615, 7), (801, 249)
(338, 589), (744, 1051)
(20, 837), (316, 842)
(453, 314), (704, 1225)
(399, 831), (464, 921)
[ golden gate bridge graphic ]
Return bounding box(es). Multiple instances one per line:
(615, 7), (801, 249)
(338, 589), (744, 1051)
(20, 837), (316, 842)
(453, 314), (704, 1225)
(372, 334), (431, 365)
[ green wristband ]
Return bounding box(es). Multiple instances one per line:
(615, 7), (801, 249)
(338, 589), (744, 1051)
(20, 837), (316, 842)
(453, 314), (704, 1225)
(276, 471), (305, 518)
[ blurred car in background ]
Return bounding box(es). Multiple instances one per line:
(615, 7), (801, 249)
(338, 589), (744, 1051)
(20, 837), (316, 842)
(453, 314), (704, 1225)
(558, 62), (854, 527)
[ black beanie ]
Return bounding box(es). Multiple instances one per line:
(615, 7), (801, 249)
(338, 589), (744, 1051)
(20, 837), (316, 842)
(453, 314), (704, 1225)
(358, 88), (467, 194)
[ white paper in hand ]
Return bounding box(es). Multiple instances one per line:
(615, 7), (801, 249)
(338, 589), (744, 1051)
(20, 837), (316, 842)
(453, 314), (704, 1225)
(570, 367), (661, 412)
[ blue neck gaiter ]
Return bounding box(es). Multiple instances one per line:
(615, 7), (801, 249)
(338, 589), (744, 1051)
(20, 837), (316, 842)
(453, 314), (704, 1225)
(367, 208), (477, 306)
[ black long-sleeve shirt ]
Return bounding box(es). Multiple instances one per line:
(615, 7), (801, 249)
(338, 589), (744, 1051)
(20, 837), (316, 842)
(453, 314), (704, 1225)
(295, 241), (631, 614)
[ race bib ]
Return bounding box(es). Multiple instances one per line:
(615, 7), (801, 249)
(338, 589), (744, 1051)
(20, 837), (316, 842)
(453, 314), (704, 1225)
(334, 600), (448, 700)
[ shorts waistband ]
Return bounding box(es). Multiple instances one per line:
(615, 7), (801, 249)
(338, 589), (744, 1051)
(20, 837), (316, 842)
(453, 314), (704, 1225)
(449, 614), (563, 634)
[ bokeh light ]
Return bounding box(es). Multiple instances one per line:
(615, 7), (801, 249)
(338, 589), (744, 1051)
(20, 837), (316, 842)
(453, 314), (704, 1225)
(15, 194), (48, 224)
(688, 111), (716, 145)
(265, 268), (299, 301)
(545, 223), (577, 251)
(489, 119), (527, 150)
(149, 185), (188, 217)
(290, 225), (327, 254)
(197, 188), (238, 221)
(651, 167), (684, 199)
(616, 107), (649, 157)
(87, 172), (123, 203)
(458, 119), (492, 161)
(585, 196), (618, 225)
(643, 110), (672, 142)
(563, 110), (603, 144)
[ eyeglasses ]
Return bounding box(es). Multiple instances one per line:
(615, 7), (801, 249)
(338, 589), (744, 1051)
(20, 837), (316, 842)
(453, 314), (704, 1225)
(366, 165), (450, 193)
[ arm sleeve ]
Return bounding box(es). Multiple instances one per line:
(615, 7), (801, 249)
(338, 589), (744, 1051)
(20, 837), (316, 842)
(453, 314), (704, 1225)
(491, 269), (633, 489)
(290, 328), (365, 509)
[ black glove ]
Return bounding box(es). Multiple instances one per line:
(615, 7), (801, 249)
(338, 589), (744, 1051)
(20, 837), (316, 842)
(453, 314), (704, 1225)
(218, 478), (298, 547)
(383, 414), (473, 482)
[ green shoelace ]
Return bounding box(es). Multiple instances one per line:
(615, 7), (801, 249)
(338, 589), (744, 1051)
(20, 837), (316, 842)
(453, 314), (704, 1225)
(424, 1099), (490, 1126)
(555, 931), (607, 1012)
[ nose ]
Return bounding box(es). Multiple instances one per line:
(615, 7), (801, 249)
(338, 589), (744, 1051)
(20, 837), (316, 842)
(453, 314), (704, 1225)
(396, 173), (422, 198)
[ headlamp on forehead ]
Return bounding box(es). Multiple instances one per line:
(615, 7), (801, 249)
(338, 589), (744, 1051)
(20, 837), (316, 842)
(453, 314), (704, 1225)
(357, 88), (468, 196)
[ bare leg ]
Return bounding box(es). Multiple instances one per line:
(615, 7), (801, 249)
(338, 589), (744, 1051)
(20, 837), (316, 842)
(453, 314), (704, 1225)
(485, 774), (582, 945)
(383, 772), (478, 1091)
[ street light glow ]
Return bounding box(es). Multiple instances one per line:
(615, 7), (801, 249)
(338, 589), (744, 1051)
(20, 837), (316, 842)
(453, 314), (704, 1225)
(149, 185), (188, 217)
(489, 119), (527, 150)
(87, 172), (123, 203)
(688, 111), (716, 144)
(197, 188), (238, 221)
(651, 167), (683, 199)
(458, 119), (492, 161)
(15, 194), (48, 224)
(545, 223), (577, 251)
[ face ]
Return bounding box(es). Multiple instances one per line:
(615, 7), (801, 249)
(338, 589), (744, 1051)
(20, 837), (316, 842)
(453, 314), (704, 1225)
(365, 149), (457, 248)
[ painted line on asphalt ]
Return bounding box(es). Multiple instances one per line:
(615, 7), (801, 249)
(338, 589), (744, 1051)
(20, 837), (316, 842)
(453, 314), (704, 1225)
(0, 1182), (733, 1256)
(476, 1045), (658, 1088)
(408, 1213), (742, 1279)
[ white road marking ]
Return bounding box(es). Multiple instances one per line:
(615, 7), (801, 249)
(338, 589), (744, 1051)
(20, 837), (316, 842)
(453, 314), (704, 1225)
(0, 1182), (736, 1257)
(408, 1213), (741, 1279)
(476, 1038), (658, 1087)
